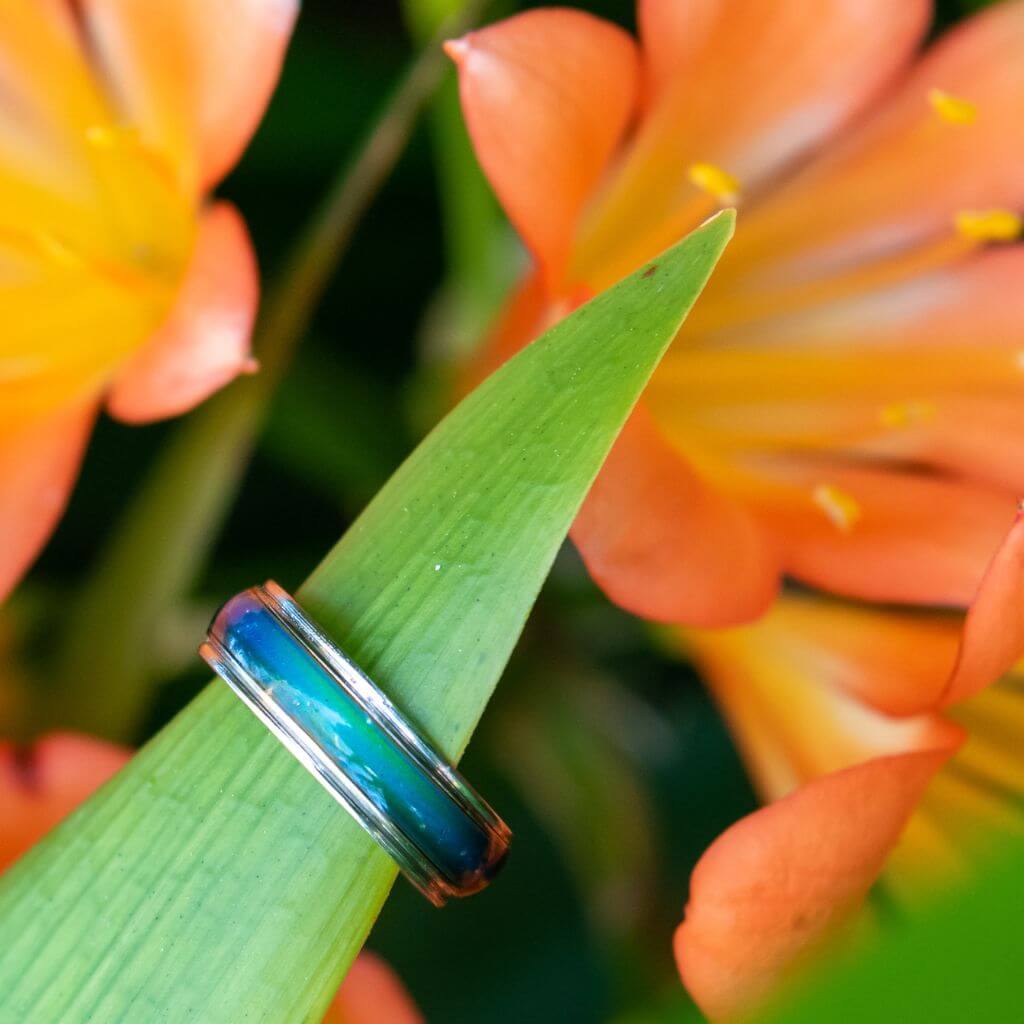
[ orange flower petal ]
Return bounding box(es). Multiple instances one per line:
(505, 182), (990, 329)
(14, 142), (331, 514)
(447, 9), (639, 289)
(678, 603), (964, 799)
(0, 400), (97, 602)
(0, 2), (112, 188)
(719, 597), (964, 720)
(83, 0), (298, 190)
(636, 0), (720, 101)
(576, 0), (929, 286)
(650, 346), (1024, 470)
(682, 574), (1024, 726)
(106, 202), (259, 424)
(641, 0), (930, 177)
(0, 732), (129, 872)
(728, 2), (1024, 289)
(943, 510), (1024, 706)
(744, 461), (1017, 608)
(693, 242), (1024, 350)
(572, 407), (780, 627)
(870, 399), (1024, 495)
(323, 952), (423, 1024)
(674, 746), (956, 1020)
(652, 393), (1024, 499)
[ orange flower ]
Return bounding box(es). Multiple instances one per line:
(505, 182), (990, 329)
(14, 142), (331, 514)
(664, 511), (1024, 1019)
(0, 733), (421, 1024)
(0, 0), (298, 600)
(447, 0), (1024, 627)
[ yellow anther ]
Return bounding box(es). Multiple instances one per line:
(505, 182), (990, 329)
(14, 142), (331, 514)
(955, 209), (1022, 242)
(812, 484), (861, 533)
(688, 162), (740, 203)
(879, 400), (937, 428)
(928, 88), (976, 125)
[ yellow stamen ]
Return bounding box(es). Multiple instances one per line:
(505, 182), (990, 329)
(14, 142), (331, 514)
(955, 209), (1022, 243)
(928, 88), (977, 125)
(879, 400), (937, 428)
(812, 484), (861, 533)
(688, 162), (740, 204)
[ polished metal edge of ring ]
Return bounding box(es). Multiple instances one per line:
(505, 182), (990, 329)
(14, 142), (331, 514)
(200, 581), (511, 906)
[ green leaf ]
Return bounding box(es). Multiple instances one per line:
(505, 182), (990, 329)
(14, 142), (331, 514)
(757, 834), (1024, 1023)
(0, 212), (733, 1023)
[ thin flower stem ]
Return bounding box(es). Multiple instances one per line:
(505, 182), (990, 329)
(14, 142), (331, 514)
(43, 2), (486, 742)
(404, 0), (512, 359)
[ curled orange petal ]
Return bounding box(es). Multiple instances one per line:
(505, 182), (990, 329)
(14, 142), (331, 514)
(573, 406), (780, 627)
(106, 202), (259, 424)
(447, 9), (639, 289)
(675, 744), (958, 1020)
(942, 508), (1024, 706)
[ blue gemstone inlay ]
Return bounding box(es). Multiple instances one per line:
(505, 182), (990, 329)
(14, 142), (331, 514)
(216, 594), (498, 889)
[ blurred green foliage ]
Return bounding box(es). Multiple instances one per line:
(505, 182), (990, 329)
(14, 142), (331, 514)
(17, 1), (1004, 1021)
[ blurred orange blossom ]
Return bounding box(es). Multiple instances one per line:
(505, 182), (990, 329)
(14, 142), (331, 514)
(447, 0), (1024, 1016)
(447, 0), (1024, 628)
(0, 0), (298, 601)
(0, 731), (127, 872)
